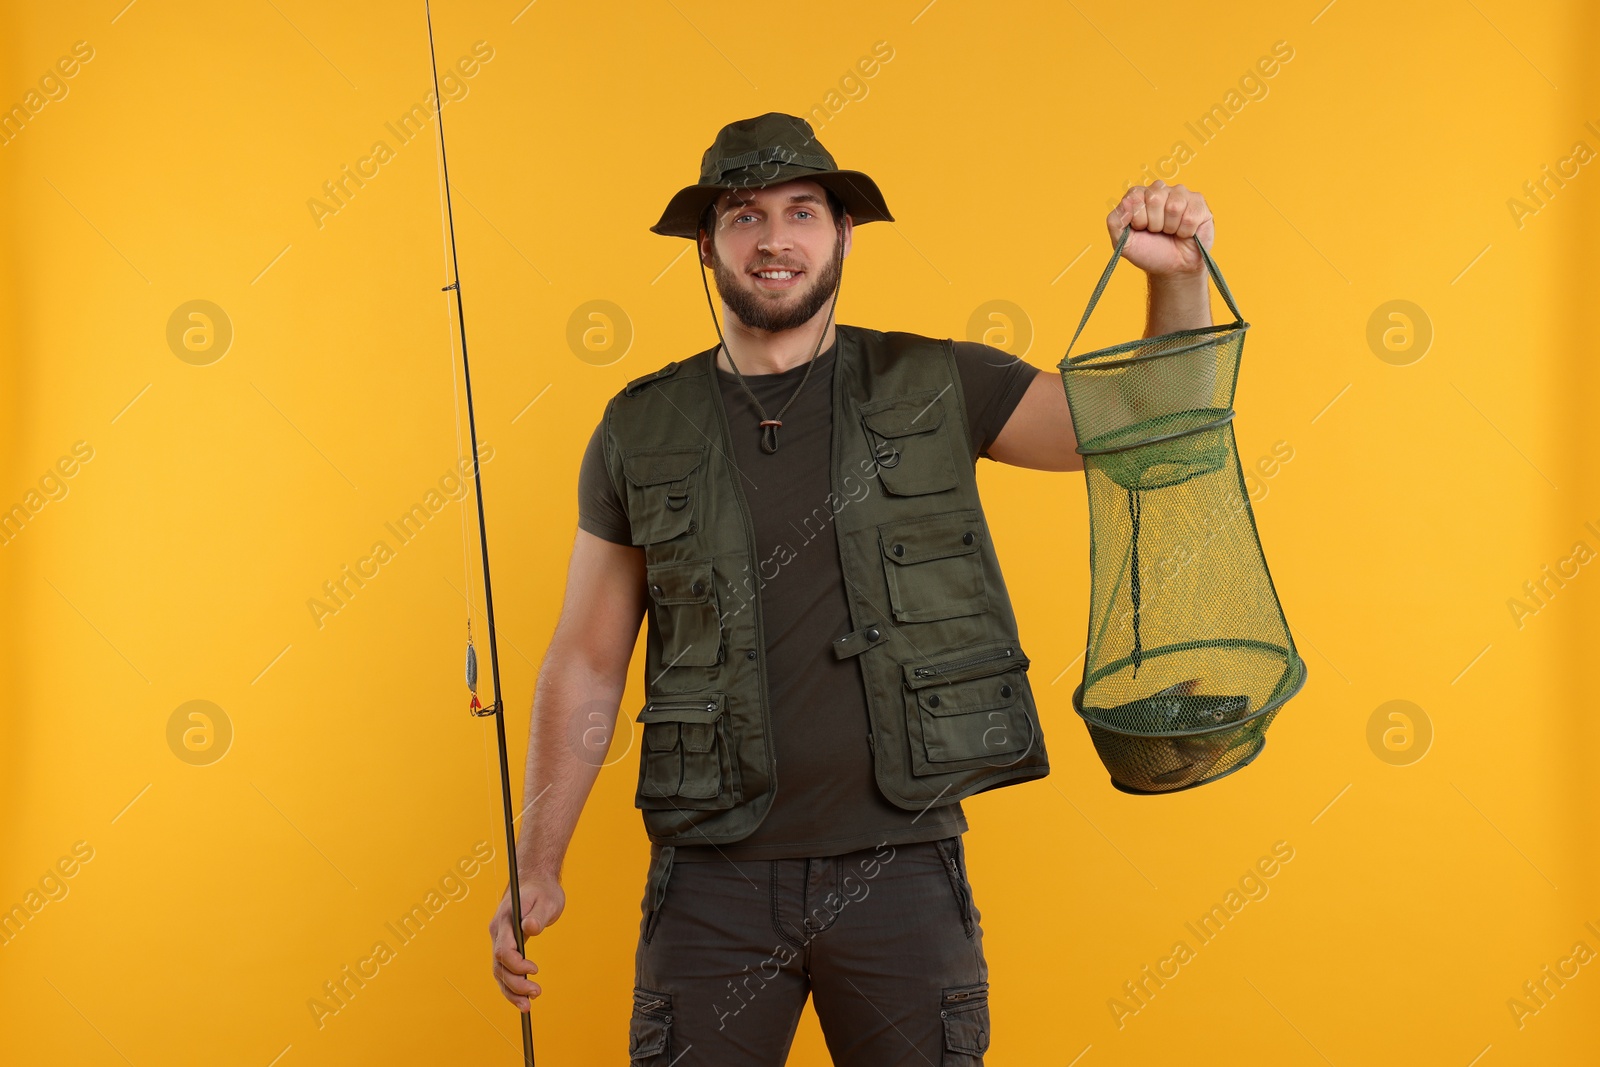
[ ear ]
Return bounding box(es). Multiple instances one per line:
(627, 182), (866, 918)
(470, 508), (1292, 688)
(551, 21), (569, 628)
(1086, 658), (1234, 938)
(839, 212), (854, 259)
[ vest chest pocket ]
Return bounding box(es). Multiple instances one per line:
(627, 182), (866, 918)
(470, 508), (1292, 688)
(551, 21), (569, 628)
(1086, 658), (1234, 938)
(860, 389), (959, 496)
(903, 643), (1035, 776)
(622, 447), (705, 546)
(646, 558), (723, 668)
(634, 693), (739, 809)
(879, 509), (988, 623)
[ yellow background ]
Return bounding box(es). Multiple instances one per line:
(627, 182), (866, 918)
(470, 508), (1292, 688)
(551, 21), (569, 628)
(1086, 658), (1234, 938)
(3, 0), (1597, 1064)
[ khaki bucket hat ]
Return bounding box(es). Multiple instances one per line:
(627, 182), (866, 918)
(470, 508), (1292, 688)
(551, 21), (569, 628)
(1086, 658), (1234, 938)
(650, 112), (894, 239)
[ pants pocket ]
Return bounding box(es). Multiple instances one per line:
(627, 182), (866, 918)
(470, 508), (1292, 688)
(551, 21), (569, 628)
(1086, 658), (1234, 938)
(940, 981), (990, 1064)
(628, 986), (674, 1064)
(640, 846), (675, 945)
(934, 836), (976, 938)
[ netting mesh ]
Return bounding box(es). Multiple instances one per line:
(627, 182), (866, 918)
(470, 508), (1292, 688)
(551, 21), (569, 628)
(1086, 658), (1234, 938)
(1058, 226), (1307, 794)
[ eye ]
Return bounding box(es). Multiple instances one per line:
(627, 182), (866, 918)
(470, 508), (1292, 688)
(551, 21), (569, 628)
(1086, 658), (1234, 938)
(733, 213), (756, 224)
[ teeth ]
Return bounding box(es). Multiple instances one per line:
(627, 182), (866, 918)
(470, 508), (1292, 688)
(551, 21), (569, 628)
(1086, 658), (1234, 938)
(756, 271), (796, 279)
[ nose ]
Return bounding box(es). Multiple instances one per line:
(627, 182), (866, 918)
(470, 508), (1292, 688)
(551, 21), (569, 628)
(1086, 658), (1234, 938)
(756, 218), (796, 255)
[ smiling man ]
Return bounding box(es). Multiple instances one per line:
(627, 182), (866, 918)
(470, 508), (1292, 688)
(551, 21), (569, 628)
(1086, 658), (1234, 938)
(488, 112), (1217, 1065)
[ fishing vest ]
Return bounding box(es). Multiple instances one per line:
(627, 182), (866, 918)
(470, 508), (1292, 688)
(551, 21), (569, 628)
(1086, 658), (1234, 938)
(601, 323), (1051, 846)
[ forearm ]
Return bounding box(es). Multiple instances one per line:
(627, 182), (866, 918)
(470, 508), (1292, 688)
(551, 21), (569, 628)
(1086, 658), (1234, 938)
(513, 645), (625, 882)
(1142, 269), (1212, 338)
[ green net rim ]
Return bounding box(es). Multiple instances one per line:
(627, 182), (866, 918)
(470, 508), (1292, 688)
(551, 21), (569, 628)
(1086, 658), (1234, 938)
(1078, 410), (1234, 492)
(1069, 639), (1308, 740)
(1057, 321), (1250, 372)
(1075, 407), (1235, 457)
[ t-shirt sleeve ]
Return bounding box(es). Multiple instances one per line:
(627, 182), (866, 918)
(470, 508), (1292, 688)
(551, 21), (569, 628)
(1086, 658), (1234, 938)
(576, 414), (634, 545)
(953, 340), (1040, 462)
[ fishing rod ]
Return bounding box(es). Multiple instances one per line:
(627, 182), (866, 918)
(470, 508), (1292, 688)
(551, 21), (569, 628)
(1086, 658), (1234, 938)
(424, 4), (535, 1064)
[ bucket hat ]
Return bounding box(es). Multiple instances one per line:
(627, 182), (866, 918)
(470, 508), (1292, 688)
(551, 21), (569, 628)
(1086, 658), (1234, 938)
(650, 112), (893, 239)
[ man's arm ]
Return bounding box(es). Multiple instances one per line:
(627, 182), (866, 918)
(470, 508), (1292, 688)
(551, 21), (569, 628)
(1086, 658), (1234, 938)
(989, 180), (1220, 472)
(488, 527), (647, 1011)
(987, 370), (1083, 472)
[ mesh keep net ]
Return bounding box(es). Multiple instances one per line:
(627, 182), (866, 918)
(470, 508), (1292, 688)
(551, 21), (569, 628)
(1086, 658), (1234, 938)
(1057, 224), (1307, 794)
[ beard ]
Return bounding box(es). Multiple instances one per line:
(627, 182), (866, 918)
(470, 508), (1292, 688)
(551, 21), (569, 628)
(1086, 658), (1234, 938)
(709, 231), (842, 333)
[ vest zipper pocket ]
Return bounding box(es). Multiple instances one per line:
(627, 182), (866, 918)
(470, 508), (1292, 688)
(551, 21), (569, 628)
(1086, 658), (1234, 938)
(643, 698), (719, 714)
(912, 646), (1015, 680)
(903, 641), (1029, 690)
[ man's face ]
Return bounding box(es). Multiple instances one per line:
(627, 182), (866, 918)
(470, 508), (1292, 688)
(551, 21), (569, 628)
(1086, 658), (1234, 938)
(699, 179), (851, 334)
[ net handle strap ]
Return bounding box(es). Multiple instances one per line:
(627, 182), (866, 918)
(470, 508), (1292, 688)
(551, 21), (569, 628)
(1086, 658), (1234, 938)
(1063, 223), (1244, 362)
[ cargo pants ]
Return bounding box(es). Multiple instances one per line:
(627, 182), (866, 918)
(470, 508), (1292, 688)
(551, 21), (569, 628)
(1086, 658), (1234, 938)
(628, 835), (990, 1066)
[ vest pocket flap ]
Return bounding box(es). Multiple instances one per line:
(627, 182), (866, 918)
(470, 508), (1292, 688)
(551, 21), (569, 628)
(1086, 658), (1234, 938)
(679, 721), (716, 754)
(636, 694), (725, 725)
(646, 558), (714, 605)
(624, 447), (704, 487)
(642, 721), (679, 750)
(903, 641), (1029, 690)
(917, 667), (1024, 716)
(880, 510), (983, 566)
(860, 390), (947, 438)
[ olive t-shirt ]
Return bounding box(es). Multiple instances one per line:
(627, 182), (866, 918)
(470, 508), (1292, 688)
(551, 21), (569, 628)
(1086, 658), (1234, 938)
(578, 329), (1039, 861)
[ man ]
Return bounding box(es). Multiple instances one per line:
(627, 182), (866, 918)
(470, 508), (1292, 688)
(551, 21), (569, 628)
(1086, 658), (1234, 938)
(487, 113), (1217, 1065)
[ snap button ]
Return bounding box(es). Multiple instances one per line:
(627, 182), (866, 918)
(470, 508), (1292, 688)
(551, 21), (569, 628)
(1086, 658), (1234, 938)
(691, 581), (705, 595)
(892, 544), (904, 556)
(927, 694), (941, 707)
(746, 649), (757, 660)
(650, 584), (663, 596)
(865, 627), (880, 641)
(962, 531), (974, 545)
(1000, 684), (1013, 698)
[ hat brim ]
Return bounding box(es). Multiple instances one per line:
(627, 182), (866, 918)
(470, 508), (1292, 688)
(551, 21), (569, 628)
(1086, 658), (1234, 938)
(650, 165), (893, 239)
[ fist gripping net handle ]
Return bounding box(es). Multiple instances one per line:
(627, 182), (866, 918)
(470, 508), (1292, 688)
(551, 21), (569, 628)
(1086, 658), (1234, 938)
(1057, 224), (1307, 794)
